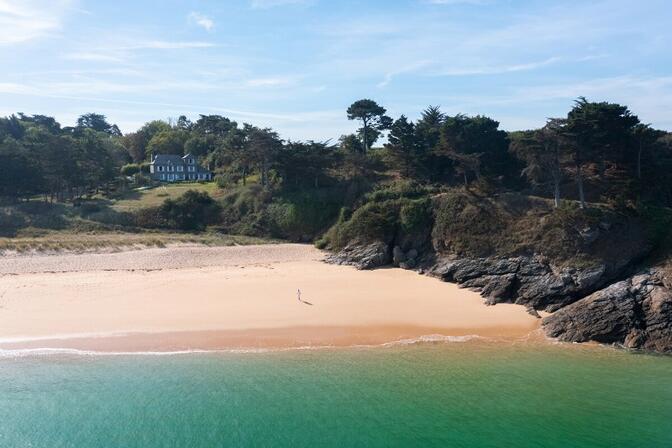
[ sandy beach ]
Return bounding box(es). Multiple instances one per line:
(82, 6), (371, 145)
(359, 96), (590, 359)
(0, 244), (540, 351)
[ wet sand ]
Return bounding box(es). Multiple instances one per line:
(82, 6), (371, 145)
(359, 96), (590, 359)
(0, 245), (540, 351)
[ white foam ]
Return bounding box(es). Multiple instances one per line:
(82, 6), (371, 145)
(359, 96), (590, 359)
(380, 334), (483, 347)
(0, 334), (485, 358)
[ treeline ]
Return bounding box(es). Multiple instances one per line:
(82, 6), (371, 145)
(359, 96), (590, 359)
(1, 98), (671, 209)
(0, 113), (126, 201)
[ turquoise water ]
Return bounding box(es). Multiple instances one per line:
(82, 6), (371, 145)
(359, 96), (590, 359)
(0, 342), (670, 447)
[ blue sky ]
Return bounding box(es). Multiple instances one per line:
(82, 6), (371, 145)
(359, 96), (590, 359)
(1, 0), (670, 140)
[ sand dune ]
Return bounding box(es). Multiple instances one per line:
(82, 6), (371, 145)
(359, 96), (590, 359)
(0, 245), (540, 351)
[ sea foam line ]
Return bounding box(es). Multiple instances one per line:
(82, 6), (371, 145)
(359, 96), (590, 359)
(0, 334), (486, 358)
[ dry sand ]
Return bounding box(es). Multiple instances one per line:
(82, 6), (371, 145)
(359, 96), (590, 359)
(0, 244), (541, 352)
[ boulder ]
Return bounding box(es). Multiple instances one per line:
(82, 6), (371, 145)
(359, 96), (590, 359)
(542, 270), (672, 352)
(392, 246), (406, 266)
(325, 241), (391, 270)
(428, 256), (609, 311)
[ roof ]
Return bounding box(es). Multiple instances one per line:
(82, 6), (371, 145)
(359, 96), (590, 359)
(152, 154), (184, 165)
(151, 153), (212, 173)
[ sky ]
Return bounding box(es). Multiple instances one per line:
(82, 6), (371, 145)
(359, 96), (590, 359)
(0, 0), (670, 141)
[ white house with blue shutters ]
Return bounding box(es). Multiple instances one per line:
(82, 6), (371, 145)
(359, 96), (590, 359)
(149, 153), (212, 182)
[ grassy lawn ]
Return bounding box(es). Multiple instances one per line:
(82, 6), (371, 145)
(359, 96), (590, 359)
(0, 229), (275, 254)
(110, 182), (224, 212)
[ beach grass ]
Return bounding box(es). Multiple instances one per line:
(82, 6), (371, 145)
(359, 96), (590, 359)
(0, 229), (275, 254)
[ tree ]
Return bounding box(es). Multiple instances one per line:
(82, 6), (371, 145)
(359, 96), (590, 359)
(510, 119), (564, 207)
(277, 141), (336, 189)
(0, 139), (43, 200)
(245, 127), (282, 187)
(146, 129), (189, 156)
(563, 97), (640, 207)
(193, 115), (237, 137)
(76, 113), (122, 136)
(632, 123), (664, 180)
(415, 105), (444, 150)
(0, 114), (24, 139)
(346, 99), (392, 152)
(339, 134), (364, 154)
(436, 114), (510, 185)
(385, 115), (421, 178)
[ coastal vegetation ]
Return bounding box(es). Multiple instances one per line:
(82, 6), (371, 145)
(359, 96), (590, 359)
(1, 98), (671, 260)
(1, 97), (671, 351)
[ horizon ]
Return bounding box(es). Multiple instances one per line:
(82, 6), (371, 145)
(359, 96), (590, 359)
(1, 0), (671, 141)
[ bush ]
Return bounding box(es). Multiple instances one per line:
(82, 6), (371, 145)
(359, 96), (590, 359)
(215, 170), (242, 188)
(134, 206), (167, 228)
(400, 198), (431, 233)
(323, 200), (400, 249)
(159, 190), (222, 231)
(0, 208), (26, 236)
(133, 173), (150, 186)
(121, 163), (141, 176)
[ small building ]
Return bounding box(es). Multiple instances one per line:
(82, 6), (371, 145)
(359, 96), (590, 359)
(149, 153), (212, 182)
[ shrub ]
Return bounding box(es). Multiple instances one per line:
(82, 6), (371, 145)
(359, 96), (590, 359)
(400, 198), (431, 233)
(159, 190), (222, 231)
(215, 170), (242, 188)
(120, 163), (141, 176)
(134, 206), (166, 228)
(133, 173), (150, 186)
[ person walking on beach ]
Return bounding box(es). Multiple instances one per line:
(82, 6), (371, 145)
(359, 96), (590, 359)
(296, 289), (313, 306)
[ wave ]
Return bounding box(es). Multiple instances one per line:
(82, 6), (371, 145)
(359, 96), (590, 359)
(0, 334), (486, 359)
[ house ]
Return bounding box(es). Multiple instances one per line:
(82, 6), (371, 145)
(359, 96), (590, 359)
(149, 153), (212, 182)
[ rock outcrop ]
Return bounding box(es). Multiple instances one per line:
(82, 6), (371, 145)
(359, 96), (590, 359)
(542, 270), (672, 352)
(326, 241), (391, 270)
(326, 240), (672, 353)
(427, 256), (610, 312)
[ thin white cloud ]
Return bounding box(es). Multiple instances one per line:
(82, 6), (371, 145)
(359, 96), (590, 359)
(377, 60), (433, 88)
(250, 0), (310, 9)
(0, 0), (72, 44)
(245, 77), (295, 87)
(432, 57), (561, 76)
(188, 12), (215, 32)
(64, 52), (124, 62)
(427, 0), (490, 4)
(128, 40), (215, 50)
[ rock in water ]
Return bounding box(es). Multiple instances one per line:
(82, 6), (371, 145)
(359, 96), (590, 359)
(542, 270), (672, 352)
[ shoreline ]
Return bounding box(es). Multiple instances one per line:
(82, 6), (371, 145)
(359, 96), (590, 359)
(0, 325), (547, 354)
(0, 244), (541, 353)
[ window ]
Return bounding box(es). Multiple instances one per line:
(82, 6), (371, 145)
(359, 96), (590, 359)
(177, 166), (183, 172)
(188, 166), (195, 172)
(188, 159), (194, 164)
(161, 174), (165, 180)
(158, 166), (163, 172)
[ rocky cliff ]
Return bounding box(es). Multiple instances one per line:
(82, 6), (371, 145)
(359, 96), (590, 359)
(323, 190), (672, 353)
(327, 242), (672, 353)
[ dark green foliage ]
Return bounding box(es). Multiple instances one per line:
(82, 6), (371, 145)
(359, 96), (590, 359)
(120, 163), (140, 176)
(323, 183), (435, 251)
(158, 190), (222, 231)
(346, 99), (392, 151)
(76, 113), (121, 136)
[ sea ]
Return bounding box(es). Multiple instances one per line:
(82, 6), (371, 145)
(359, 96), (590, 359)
(0, 339), (670, 447)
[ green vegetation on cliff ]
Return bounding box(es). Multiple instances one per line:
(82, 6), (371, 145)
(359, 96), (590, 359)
(1, 98), (671, 265)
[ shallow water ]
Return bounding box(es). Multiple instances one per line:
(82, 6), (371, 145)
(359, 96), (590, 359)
(0, 342), (670, 447)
